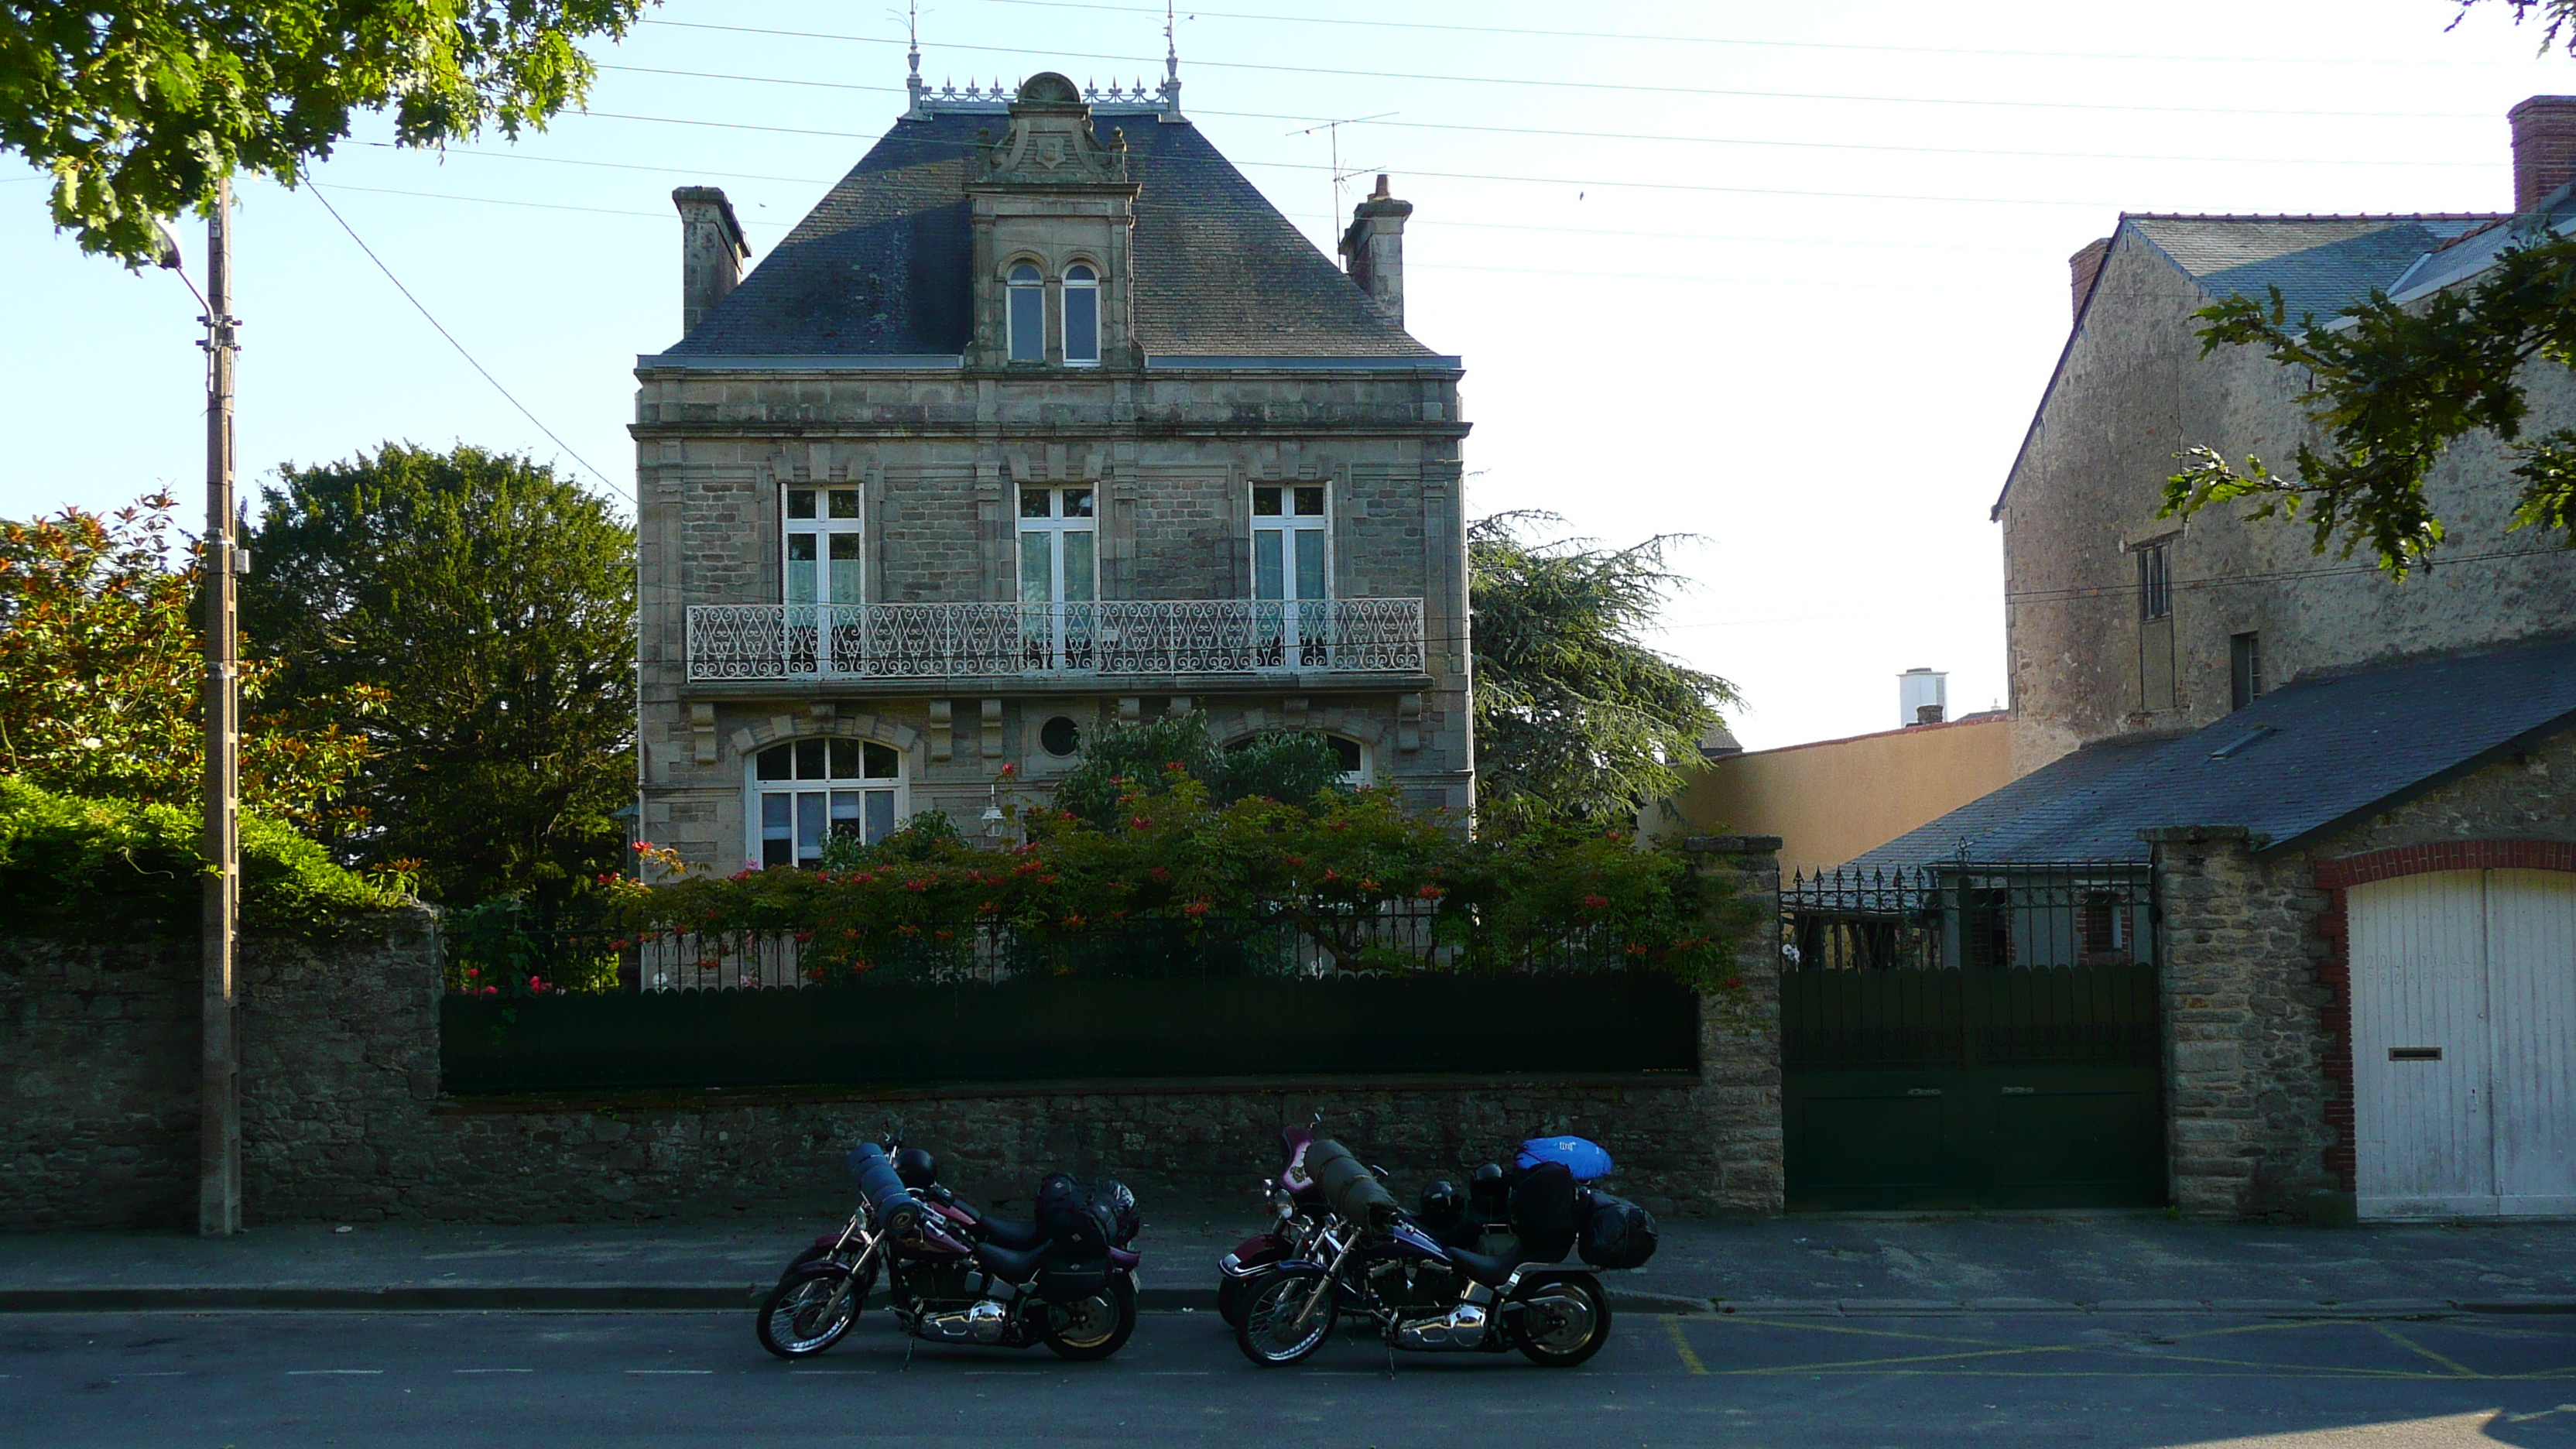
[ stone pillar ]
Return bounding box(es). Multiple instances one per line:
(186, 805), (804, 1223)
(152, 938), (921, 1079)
(1683, 834), (1784, 1214)
(2144, 825), (2338, 1221)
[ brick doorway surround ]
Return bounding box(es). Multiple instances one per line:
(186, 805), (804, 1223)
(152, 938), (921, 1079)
(2310, 841), (2576, 1194)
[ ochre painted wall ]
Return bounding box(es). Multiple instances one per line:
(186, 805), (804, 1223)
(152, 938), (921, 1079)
(1651, 716), (2015, 876)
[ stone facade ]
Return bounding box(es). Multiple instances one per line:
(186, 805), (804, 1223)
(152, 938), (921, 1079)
(2146, 727), (2576, 1220)
(2, 846), (1785, 1228)
(634, 78), (1472, 874)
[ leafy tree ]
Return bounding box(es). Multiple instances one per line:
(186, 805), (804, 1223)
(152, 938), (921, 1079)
(0, 491), (375, 824)
(2161, 0), (2576, 575)
(242, 443), (634, 906)
(1468, 512), (1738, 830)
(1050, 714), (1348, 829)
(3, 0), (649, 262)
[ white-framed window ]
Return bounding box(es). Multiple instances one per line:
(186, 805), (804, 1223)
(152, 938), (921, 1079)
(1252, 484), (1330, 604)
(783, 485), (864, 606)
(1006, 262), (1045, 362)
(1019, 486), (1097, 604)
(1062, 262), (1101, 365)
(750, 737), (905, 868)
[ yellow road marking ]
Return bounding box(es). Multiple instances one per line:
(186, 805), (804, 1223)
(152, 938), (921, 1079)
(1663, 1315), (1708, 1375)
(2372, 1322), (2482, 1378)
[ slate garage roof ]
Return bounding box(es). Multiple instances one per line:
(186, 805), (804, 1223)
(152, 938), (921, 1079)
(661, 112), (1437, 361)
(1844, 633), (2576, 872)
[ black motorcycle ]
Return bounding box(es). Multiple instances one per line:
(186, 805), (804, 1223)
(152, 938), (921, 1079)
(756, 1139), (1142, 1362)
(1231, 1139), (1620, 1368)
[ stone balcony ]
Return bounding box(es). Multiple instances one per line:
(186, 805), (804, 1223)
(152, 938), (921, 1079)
(683, 598), (1427, 687)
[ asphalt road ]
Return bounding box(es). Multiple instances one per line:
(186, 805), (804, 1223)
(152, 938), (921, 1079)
(5, 1308), (2576, 1448)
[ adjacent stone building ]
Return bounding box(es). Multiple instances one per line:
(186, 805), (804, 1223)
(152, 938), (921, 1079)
(1828, 98), (2576, 1221)
(632, 70), (1471, 872)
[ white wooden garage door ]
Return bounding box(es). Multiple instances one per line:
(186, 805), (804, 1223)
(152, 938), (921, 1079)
(2351, 868), (2576, 1219)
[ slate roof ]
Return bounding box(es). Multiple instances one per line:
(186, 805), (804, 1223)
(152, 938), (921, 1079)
(662, 111), (1436, 361)
(1841, 634), (2576, 872)
(2123, 214), (2505, 320)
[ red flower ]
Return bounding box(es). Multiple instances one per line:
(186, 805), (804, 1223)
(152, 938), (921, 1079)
(1148, 865), (1170, 882)
(729, 868), (753, 882)
(1182, 898), (1212, 918)
(1163, 760), (1187, 772)
(1128, 815), (1153, 831)
(1039, 873), (1059, 886)
(1358, 877), (1380, 892)
(464, 968), (478, 978)
(1062, 914), (1086, 929)
(999, 762), (1019, 778)
(897, 923), (920, 936)
(1415, 884), (1444, 900)
(978, 899), (1000, 914)
(793, 930), (815, 944)
(1623, 942), (1649, 957)
(1286, 855), (1306, 868)
(904, 876), (933, 892)
(481, 985), (498, 996)
(1581, 894), (1612, 911)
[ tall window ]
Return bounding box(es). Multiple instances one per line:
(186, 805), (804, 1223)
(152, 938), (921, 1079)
(2230, 632), (2263, 711)
(1006, 262), (1044, 362)
(1019, 487), (1096, 604)
(752, 738), (903, 868)
(2136, 543), (2172, 620)
(783, 486), (863, 606)
(1252, 485), (1329, 604)
(1062, 263), (1100, 365)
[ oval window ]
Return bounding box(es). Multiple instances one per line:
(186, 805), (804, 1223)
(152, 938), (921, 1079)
(1040, 715), (1082, 757)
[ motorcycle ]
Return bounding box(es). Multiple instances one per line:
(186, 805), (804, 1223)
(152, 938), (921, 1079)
(755, 1137), (1142, 1362)
(1231, 1138), (1613, 1369)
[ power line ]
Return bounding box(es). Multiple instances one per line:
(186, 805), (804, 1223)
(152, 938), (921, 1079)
(961, 0), (2526, 68)
(593, 63), (2492, 170)
(638, 19), (2498, 119)
(305, 183), (627, 501)
(358, 142), (2069, 255)
(570, 111), (2122, 208)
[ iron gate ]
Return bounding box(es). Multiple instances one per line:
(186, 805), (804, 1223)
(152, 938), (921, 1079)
(1780, 862), (2166, 1210)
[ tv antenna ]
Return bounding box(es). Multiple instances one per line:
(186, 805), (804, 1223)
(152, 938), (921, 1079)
(1286, 112), (1392, 235)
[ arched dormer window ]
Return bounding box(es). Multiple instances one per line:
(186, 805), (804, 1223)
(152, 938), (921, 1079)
(1062, 263), (1101, 366)
(1006, 262), (1044, 362)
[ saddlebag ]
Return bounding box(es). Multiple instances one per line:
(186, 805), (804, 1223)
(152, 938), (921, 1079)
(1032, 1255), (1110, 1306)
(1577, 1190), (1660, 1270)
(1310, 1139), (1399, 1228)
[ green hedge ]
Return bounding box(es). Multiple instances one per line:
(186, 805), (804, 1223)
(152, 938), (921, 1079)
(0, 776), (407, 939)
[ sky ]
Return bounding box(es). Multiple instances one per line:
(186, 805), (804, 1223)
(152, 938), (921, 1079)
(6, 0), (2574, 750)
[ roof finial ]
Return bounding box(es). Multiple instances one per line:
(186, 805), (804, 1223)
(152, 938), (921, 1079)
(1159, 0), (1183, 115)
(903, 0), (926, 118)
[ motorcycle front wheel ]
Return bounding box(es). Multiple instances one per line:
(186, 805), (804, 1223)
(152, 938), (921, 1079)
(756, 1269), (867, 1359)
(1217, 1273), (1252, 1328)
(1041, 1276), (1137, 1361)
(1235, 1268), (1337, 1367)
(1510, 1274), (1610, 1368)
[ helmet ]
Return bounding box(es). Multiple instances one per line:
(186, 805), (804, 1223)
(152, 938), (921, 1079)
(1416, 1179), (1464, 1229)
(1469, 1162), (1510, 1217)
(1089, 1179), (1141, 1247)
(892, 1146), (939, 1189)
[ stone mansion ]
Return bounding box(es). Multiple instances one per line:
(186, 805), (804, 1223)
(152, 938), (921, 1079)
(631, 70), (1471, 872)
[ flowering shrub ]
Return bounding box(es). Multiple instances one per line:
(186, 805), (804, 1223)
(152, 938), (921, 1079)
(599, 776), (1754, 995)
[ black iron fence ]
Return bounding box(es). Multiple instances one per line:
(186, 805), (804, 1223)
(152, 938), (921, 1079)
(437, 906), (1698, 1094)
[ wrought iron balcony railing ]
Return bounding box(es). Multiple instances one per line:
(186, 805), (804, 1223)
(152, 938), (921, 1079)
(685, 598), (1427, 682)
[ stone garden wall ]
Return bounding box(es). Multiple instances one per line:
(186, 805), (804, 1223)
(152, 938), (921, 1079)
(3, 841), (1783, 1228)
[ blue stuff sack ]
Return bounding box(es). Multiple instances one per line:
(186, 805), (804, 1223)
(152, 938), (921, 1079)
(1515, 1136), (1614, 1183)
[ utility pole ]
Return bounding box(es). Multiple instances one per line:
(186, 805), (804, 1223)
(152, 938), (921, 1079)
(199, 174), (242, 1237)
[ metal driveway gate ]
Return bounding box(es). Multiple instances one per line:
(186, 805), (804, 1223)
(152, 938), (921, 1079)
(1780, 863), (2166, 1211)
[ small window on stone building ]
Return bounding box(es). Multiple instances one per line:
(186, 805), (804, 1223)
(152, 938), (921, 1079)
(783, 487), (863, 608)
(1007, 262), (1044, 362)
(2136, 543), (2171, 621)
(2230, 632), (2263, 711)
(1063, 264), (1100, 366)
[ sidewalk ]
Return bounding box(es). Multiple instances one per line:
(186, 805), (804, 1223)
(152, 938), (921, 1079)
(6, 1211), (2574, 1317)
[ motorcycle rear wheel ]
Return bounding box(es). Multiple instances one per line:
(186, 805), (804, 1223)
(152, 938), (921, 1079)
(1510, 1275), (1609, 1367)
(1235, 1268), (1337, 1367)
(756, 1269), (867, 1359)
(1041, 1276), (1137, 1361)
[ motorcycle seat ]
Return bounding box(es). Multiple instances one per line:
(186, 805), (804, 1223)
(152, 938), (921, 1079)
(972, 1238), (1048, 1286)
(974, 1214), (1050, 1252)
(1443, 1234), (1577, 1288)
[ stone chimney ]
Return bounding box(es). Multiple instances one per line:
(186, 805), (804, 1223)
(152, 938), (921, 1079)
(2069, 237), (2112, 322)
(673, 187), (750, 335)
(2512, 97), (2576, 212)
(1339, 174), (1413, 325)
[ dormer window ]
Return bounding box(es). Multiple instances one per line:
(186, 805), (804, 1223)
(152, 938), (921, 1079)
(1063, 263), (1100, 365)
(1007, 262), (1044, 362)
